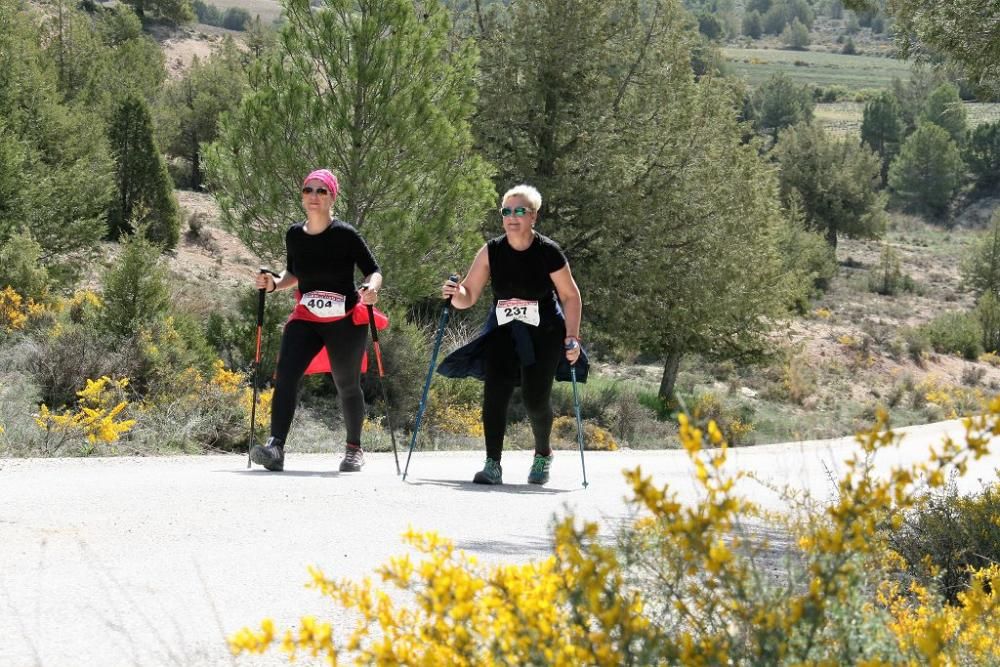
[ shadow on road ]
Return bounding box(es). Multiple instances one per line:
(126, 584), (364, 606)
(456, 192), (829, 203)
(216, 469), (340, 478)
(404, 478), (574, 495)
(453, 535), (554, 556)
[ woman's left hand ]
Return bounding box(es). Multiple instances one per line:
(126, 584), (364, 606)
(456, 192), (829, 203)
(359, 284), (379, 305)
(564, 337), (581, 364)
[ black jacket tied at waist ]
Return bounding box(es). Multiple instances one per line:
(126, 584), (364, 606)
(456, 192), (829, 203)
(436, 308), (589, 384)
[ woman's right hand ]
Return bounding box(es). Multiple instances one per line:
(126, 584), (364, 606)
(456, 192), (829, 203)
(441, 276), (461, 300)
(255, 272), (275, 292)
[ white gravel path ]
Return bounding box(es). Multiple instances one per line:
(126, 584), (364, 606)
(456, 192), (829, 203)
(2, 419), (998, 667)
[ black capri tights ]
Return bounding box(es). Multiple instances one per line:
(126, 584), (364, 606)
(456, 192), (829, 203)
(270, 317), (368, 446)
(482, 324), (565, 462)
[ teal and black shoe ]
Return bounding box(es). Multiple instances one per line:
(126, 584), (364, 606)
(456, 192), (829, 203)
(527, 454), (553, 485)
(473, 458), (503, 485)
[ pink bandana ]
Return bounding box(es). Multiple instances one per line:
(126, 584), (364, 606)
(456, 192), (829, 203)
(303, 169), (339, 199)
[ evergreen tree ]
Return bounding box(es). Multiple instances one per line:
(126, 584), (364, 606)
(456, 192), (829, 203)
(742, 9), (763, 38)
(100, 230), (170, 338)
(964, 120), (1000, 190)
(750, 73), (814, 139)
(473, 0), (790, 401)
(0, 0), (113, 284)
(0, 229), (51, 301)
(157, 41), (246, 189)
(888, 122), (963, 218)
(205, 0), (494, 305)
(860, 90), (902, 183)
(976, 291), (1000, 354)
(107, 96), (180, 248)
(773, 122), (885, 248)
(43, 1), (166, 115)
(851, 0), (1000, 94)
(781, 16), (810, 49)
(921, 82), (967, 146)
(961, 212), (1000, 299)
(121, 0), (193, 24)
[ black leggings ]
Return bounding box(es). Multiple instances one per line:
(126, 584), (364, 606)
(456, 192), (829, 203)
(482, 324), (564, 461)
(270, 317), (368, 446)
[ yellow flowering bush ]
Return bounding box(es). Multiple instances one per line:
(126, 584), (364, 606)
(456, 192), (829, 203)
(231, 403), (1000, 665)
(979, 351), (1000, 367)
(0, 286), (46, 332)
(140, 360), (272, 451)
(426, 387), (484, 437)
(917, 375), (985, 419)
(35, 376), (136, 453)
(551, 415), (619, 451)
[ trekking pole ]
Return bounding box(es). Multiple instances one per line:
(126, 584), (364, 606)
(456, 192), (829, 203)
(364, 298), (401, 475)
(248, 267), (281, 468)
(567, 341), (589, 488)
(402, 274), (459, 481)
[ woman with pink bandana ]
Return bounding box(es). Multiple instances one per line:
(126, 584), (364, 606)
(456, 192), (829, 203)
(250, 169), (383, 473)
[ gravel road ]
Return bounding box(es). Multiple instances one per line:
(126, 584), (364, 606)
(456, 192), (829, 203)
(2, 419), (997, 667)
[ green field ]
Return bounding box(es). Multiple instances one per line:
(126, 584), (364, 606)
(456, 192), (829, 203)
(816, 101), (1000, 137)
(722, 47), (911, 91)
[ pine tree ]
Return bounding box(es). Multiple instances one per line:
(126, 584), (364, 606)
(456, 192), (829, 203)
(773, 122), (885, 248)
(204, 0), (494, 306)
(473, 0), (790, 401)
(108, 95), (180, 248)
(750, 73), (815, 139)
(0, 0), (113, 285)
(100, 230), (170, 338)
(158, 41), (245, 190)
(965, 121), (1000, 190)
(860, 90), (902, 183)
(121, 0), (193, 24)
(921, 82), (967, 146)
(781, 16), (810, 49)
(961, 212), (1000, 299)
(851, 0), (1000, 94)
(888, 122), (963, 218)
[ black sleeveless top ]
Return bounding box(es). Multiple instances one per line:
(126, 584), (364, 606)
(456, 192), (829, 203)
(487, 233), (567, 326)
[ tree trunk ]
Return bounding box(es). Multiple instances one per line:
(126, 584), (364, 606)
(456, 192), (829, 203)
(191, 148), (202, 191)
(658, 349), (683, 404)
(826, 224), (838, 249)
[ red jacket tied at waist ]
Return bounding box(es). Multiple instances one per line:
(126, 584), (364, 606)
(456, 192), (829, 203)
(286, 292), (389, 375)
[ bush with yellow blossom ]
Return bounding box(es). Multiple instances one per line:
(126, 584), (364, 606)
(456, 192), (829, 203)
(35, 376), (136, 454)
(231, 401), (1000, 665)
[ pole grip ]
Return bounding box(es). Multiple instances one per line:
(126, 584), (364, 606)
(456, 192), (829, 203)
(445, 274), (460, 305)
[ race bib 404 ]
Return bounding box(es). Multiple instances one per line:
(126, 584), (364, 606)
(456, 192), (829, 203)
(496, 298), (540, 327)
(302, 290), (346, 318)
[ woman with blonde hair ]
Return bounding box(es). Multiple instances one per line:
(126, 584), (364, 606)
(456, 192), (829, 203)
(439, 184), (586, 485)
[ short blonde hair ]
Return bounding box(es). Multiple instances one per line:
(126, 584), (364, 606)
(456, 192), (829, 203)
(501, 184), (542, 212)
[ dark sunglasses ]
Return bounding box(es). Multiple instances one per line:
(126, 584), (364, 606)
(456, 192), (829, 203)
(302, 186), (329, 195)
(500, 206), (531, 218)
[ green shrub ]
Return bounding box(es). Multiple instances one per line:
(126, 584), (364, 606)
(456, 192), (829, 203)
(901, 326), (931, 364)
(0, 229), (50, 302)
(100, 232), (170, 338)
(977, 292), (1000, 354)
(362, 314), (431, 430)
(22, 321), (136, 407)
(887, 481), (1000, 603)
(638, 389), (672, 420)
(867, 243), (916, 295)
(919, 311), (984, 360)
(689, 391), (756, 446)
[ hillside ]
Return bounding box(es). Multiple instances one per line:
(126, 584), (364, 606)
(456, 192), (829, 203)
(139, 14), (1000, 447)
